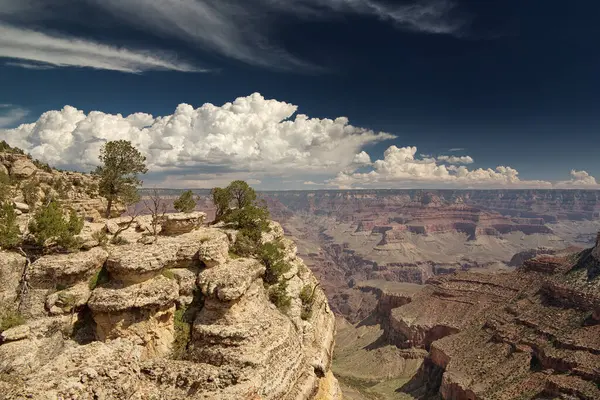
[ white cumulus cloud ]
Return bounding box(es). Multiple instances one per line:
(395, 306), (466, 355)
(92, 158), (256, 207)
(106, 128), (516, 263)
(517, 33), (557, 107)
(437, 155), (474, 164)
(555, 170), (599, 188)
(327, 145), (553, 188)
(352, 151), (372, 165)
(0, 93), (395, 185)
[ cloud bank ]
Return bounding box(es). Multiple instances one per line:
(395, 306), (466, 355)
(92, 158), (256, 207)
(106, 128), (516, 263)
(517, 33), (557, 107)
(1, 93), (597, 189)
(0, 93), (394, 186)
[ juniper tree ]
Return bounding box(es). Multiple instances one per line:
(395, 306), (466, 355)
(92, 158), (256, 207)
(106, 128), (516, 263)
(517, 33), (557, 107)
(95, 140), (147, 218)
(174, 190), (196, 213)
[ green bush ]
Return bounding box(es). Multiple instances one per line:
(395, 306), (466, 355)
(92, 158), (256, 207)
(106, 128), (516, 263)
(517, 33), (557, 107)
(225, 204), (270, 233)
(21, 179), (40, 208)
(32, 159), (52, 173)
(174, 190), (196, 213)
(28, 200), (83, 251)
(260, 241), (291, 285)
(300, 285), (315, 321)
(0, 140), (24, 155)
(269, 282), (291, 312)
(0, 202), (21, 250)
(0, 171), (12, 203)
(231, 229), (260, 257)
(172, 306), (191, 359)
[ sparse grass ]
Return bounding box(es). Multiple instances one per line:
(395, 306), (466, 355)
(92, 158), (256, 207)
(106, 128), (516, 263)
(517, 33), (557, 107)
(228, 251), (240, 259)
(91, 230), (108, 245)
(162, 269), (175, 280)
(89, 266), (109, 290)
(0, 308), (25, 333)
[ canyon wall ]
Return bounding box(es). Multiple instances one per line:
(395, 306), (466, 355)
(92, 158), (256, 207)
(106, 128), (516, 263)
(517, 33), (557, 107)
(366, 244), (600, 399)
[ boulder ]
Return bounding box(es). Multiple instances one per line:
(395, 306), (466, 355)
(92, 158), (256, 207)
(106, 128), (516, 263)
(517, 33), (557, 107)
(0, 251), (25, 303)
(104, 220), (119, 235)
(170, 268), (198, 297)
(12, 201), (29, 213)
(105, 242), (179, 283)
(45, 283), (92, 315)
(29, 247), (108, 288)
(198, 258), (266, 301)
(197, 235), (230, 268)
(0, 325), (30, 342)
(0, 163), (8, 176)
(9, 157), (36, 178)
(160, 212), (206, 236)
(88, 276), (179, 313)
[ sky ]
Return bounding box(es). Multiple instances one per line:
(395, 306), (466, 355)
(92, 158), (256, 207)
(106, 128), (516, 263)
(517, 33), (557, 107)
(0, 0), (598, 190)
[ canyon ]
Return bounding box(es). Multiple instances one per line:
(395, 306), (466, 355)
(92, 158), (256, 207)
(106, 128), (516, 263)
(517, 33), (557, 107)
(262, 190), (600, 399)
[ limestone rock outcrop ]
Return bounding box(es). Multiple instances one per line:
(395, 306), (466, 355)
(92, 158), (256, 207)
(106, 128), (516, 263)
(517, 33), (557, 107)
(160, 211), (206, 235)
(0, 150), (125, 222)
(0, 220), (340, 400)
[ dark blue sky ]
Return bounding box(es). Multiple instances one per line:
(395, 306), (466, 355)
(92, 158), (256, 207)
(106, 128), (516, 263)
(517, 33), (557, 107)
(0, 0), (598, 188)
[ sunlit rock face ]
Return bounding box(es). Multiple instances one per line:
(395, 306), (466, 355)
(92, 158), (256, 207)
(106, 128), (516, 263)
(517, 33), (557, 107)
(368, 244), (600, 400)
(0, 221), (341, 400)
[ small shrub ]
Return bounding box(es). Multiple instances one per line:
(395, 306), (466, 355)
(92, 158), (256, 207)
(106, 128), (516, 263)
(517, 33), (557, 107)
(172, 306), (192, 359)
(0, 171), (12, 202)
(174, 190), (196, 213)
(269, 282), (291, 312)
(110, 236), (130, 246)
(88, 266), (110, 290)
(260, 241), (291, 285)
(231, 229), (259, 257)
(0, 141), (25, 154)
(228, 251), (240, 259)
(21, 179), (40, 208)
(51, 177), (69, 199)
(0, 308), (25, 333)
(32, 159), (52, 173)
(91, 230), (108, 245)
(0, 202), (21, 250)
(300, 284), (315, 321)
(28, 200), (83, 251)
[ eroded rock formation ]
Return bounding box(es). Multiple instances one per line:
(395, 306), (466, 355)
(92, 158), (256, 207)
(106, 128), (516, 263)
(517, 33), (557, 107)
(0, 221), (341, 400)
(378, 243), (600, 399)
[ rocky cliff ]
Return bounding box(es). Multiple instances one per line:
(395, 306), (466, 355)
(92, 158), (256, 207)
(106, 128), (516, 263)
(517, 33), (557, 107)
(0, 150), (124, 221)
(376, 239), (600, 399)
(0, 216), (341, 399)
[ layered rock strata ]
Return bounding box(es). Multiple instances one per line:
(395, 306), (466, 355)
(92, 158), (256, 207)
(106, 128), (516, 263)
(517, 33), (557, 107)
(0, 221), (340, 400)
(382, 244), (600, 399)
